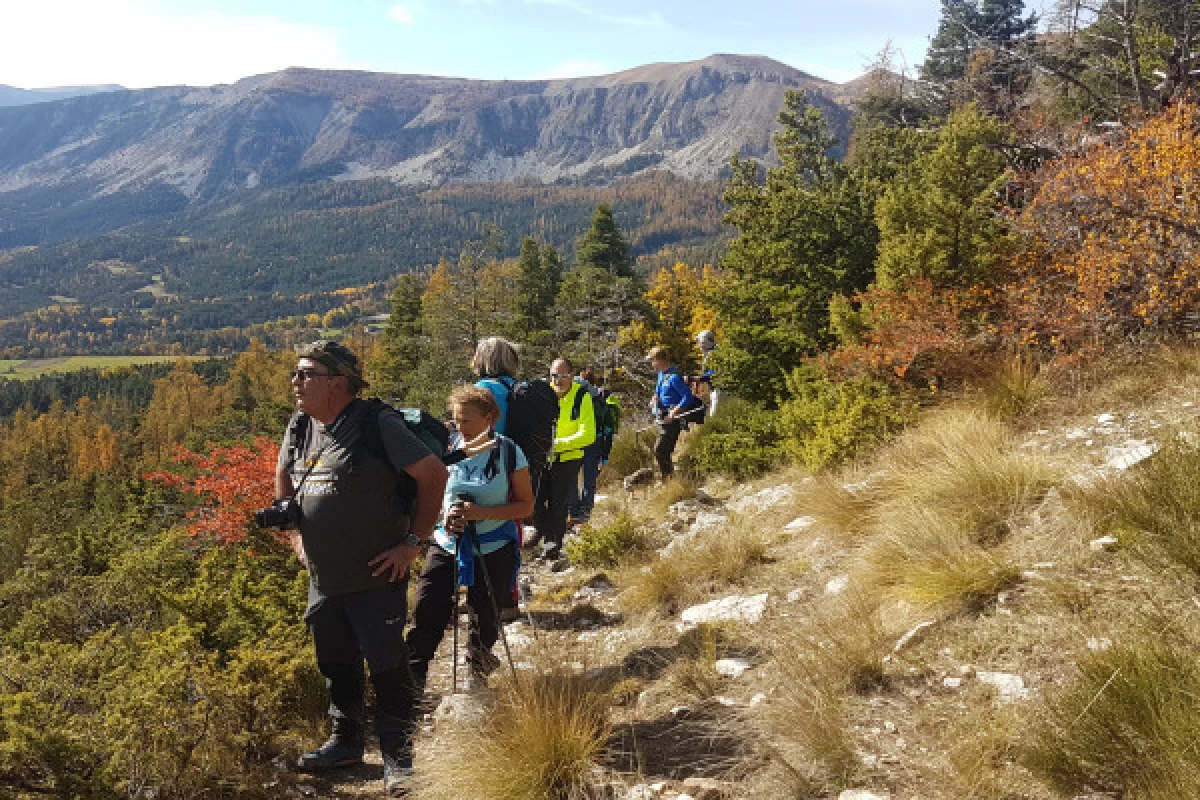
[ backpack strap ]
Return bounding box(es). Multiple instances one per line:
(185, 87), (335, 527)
(570, 385), (586, 421)
(285, 412), (313, 471)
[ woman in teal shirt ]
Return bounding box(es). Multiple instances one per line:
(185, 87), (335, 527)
(406, 385), (534, 691)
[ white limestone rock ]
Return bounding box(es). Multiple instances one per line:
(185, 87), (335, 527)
(977, 670), (1030, 703)
(678, 593), (770, 630)
(714, 658), (752, 678)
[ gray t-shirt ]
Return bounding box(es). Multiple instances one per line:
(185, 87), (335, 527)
(278, 399), (431, 599)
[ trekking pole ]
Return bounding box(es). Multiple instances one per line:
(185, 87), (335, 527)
(451, 548), (461, 694)
(468, 527), (519, 682)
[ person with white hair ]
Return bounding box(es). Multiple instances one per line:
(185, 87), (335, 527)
(694, 330), (720, 417)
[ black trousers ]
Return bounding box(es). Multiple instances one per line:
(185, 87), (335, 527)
(306, 585), (418, 758)
(534, 457), (583, 550)
(406, 541), (518, 689)
(655, 420), (682, 478)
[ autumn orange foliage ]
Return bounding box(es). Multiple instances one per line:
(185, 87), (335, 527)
(146, 437), (280, 544)
(825, 278), (996, 389)
(1011, 100), (1200, 346)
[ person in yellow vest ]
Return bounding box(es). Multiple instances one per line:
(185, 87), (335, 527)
(533, 357), (595, 560)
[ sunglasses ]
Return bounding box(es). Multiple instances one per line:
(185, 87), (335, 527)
(549, 372), (572, 379)
(292, 368), (334, 382)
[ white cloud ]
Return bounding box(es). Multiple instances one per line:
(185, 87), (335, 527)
(388, 3), (416, 24)
(539, 59), (613, 79)
(523, 0), (665, 27)
(0, 0), (362, 89)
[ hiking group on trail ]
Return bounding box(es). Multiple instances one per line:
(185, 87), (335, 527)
(267, 334), (715, 796)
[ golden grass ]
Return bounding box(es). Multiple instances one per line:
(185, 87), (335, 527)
(1072, 433), (1200, 577)
(619, 520), (769, 614)
(979, 355), (1049, 421)
(753, 591), (891, 794)
(415, 669), (612, 800)
(1024, 632), (1200, 800)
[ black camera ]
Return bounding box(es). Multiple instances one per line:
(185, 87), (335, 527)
(254, 498), (302, 530)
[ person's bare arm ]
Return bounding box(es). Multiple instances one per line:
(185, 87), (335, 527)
(404, 454), (449, 538)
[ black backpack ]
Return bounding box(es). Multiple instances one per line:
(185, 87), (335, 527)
(570, 382), (610, 443)
(497, 377), (558, 470)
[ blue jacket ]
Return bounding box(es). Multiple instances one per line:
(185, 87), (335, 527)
(654, 367), (695, 416)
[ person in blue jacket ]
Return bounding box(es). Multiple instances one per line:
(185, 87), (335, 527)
(648, 345), (696, 479)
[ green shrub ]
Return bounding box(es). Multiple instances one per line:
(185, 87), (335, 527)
(605, 429), (655, 479)
(779, 370), (917, 472)
(680, 397), (786, 479)
(565, 513), (647, 568)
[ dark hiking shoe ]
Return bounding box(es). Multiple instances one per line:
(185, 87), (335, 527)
(296, 736), (364, 772)
(383, 753), (414, 796)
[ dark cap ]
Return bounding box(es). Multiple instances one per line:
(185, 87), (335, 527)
(297, 340), (368, 391)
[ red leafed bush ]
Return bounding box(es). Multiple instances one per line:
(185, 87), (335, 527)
(146, 437), (280, 544)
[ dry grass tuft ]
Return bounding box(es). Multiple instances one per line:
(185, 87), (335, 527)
(827, 409), (1055, 612)
(619, 521), (770, 614)
(865, 503), (1022, 611)
(755, 591), (891, 793)
(415, 669), (612, 800)
(1024, 631), (1200, 800)
(980, 356), (1048, 421)
(877, 409), (1053, 541)
(940, 703), (1025, 800)
(1074, 433), (1200, 577)
(792, 472), (878, 542)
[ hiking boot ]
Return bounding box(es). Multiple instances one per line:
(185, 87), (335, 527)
(382, 753), (414, 796)
(522, 526), (542, 549)
(296, 735), (364, 772)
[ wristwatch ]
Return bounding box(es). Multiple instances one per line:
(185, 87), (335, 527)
(401, 532), (427, 548)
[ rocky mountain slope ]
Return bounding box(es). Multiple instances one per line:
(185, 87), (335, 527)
(0, 55), (852, 206)
(0, 83), (124, 108)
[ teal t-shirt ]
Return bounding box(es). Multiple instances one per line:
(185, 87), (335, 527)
(433, 438), (527, 556)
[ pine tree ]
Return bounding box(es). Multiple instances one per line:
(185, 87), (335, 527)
(920, 0), (1037, 113)
(576, 204), (634, 277)
(374, 274), (425, 402)
(710, 90), (878, 403)
(874, 105), (1013, 290)
(513, 238), (562, 339)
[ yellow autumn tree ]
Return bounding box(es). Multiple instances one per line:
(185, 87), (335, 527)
(619, 263), (723, 370)
(1012, 100), (1200, 346)
(141, 359), (229, 462)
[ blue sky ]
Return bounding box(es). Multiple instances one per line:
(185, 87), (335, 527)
(2, 0), (972, 89)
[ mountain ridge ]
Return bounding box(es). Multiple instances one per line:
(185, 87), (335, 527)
(0, 54), (859, 210)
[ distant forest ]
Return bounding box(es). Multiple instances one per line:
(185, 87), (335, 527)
(0, 174), (728, 357)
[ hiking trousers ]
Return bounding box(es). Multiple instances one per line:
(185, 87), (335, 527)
(406, 542), (518, 689)
(306, 584), (419, 759)
(535, 457), (583, 552)
(655, 420), (682, 478)
(571, 443), (603, 520)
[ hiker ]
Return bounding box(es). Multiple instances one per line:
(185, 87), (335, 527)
(274, 340), (448, 795)
(569, 366), (608, 524)
(694, 329), (720, 417)
(648, 345), (697, 479)
(534, 357), (596, 560)
(471, 336), (520, 435)
(407, 385), (534, 692)
(472, 336), (557, 542)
